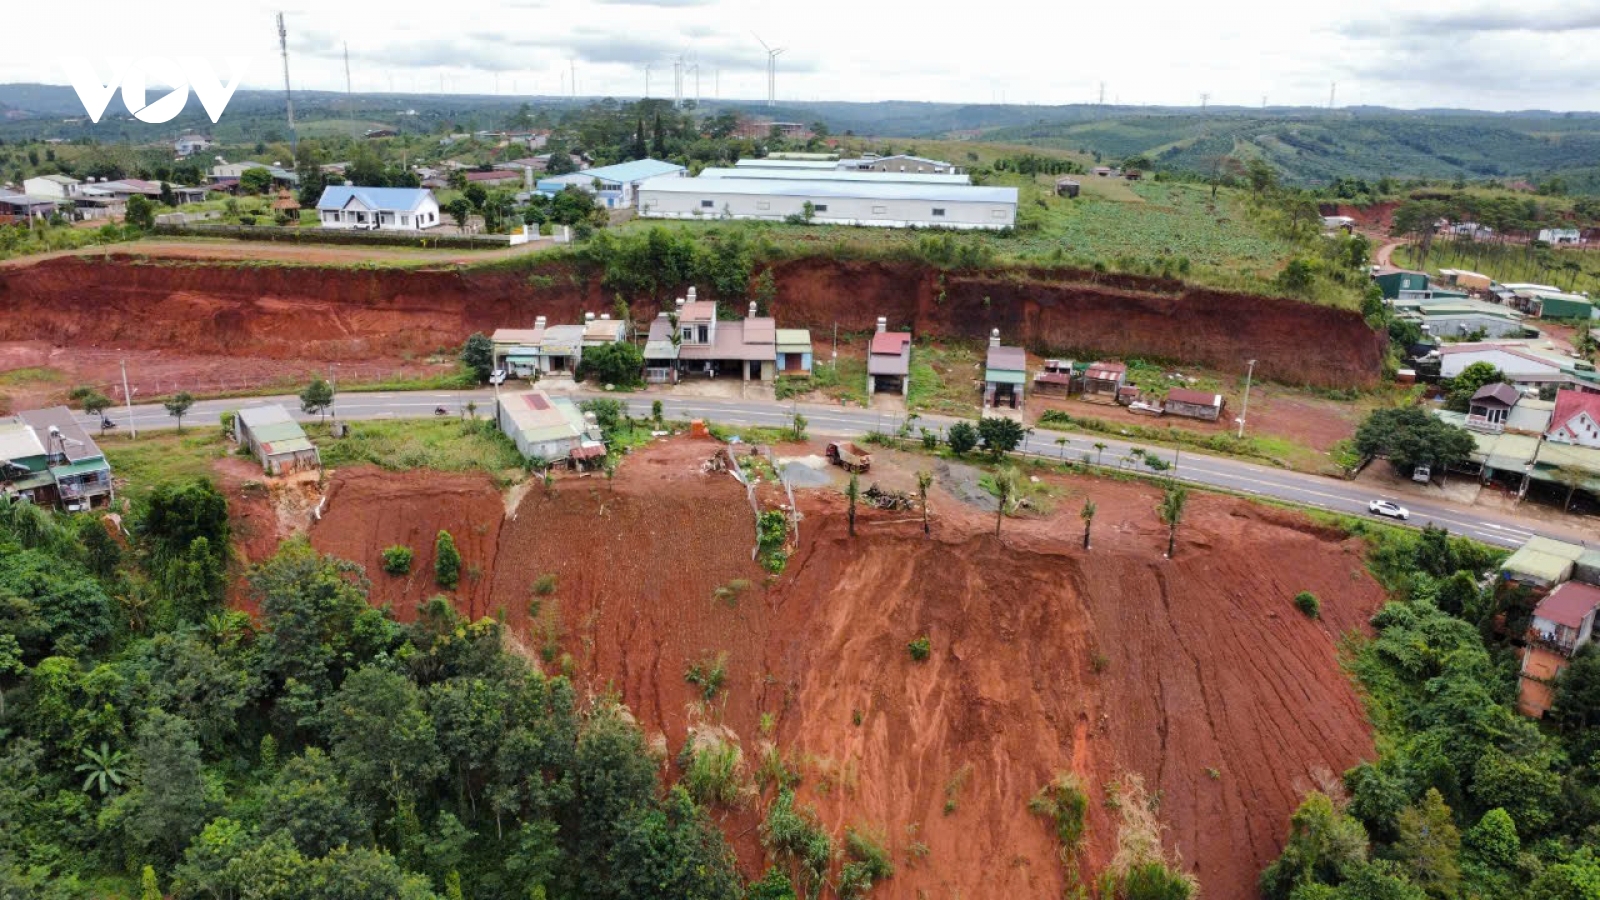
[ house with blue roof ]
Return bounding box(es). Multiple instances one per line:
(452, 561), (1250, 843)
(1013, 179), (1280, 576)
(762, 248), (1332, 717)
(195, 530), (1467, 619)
(315, 185), (441, 231)
(535, 158), (686, 209)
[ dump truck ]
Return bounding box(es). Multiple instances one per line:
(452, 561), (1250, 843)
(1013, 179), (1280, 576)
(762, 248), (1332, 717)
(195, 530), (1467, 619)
(827, 441), (872, 473)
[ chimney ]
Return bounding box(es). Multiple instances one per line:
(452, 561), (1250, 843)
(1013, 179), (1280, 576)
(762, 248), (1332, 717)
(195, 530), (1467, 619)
(748, 301), (758, 319)
(990, 328), (1001, 348)
(687, 286), (697, 303)
(585, 311), (596, 322)
(675, 297), (685, 309)
(534, 315), (547, 329)
(876, 316), (887, 334)
(600, 313), (610, 320)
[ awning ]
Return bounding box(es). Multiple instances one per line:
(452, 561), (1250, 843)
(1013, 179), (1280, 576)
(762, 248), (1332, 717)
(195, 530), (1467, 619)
(51, 459), (110, 479)
(7, 471), (55, 491)
(986, 370), (1027, 385)
(570, 444), (607, 460)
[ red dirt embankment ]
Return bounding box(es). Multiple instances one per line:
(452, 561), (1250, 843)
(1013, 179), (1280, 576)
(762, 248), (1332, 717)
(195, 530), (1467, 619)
(299, 439), (1385, 899)
(0, 255), (1381, 388)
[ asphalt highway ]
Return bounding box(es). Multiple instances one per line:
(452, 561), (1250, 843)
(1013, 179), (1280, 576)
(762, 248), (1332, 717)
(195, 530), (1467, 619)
(76, 387), (1594, 550)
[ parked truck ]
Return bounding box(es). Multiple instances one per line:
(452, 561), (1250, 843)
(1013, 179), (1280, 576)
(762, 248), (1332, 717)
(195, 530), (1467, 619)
(827, 441), (872, 474)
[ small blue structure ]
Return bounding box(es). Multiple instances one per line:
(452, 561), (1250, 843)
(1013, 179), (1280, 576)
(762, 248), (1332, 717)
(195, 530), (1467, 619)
(535, 158), (686, 208)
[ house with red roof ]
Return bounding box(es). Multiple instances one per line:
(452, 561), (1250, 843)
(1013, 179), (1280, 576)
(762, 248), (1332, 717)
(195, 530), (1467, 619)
(867, 318), (912, 396)
(1519, 580), (1600, 717)
(1547, 388), (1600, 449)
(1082, 361), (1127, 404)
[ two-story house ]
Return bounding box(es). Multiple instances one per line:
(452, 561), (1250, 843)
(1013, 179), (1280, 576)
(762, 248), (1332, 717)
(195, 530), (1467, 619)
(0, 407), (114, 511)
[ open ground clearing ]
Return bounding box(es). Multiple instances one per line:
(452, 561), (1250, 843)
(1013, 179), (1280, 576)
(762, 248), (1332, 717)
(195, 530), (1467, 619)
(208, 434), (1393, 900)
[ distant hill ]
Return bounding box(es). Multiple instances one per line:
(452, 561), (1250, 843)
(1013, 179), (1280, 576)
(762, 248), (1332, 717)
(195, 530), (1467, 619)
(2, 82), (1597, 189)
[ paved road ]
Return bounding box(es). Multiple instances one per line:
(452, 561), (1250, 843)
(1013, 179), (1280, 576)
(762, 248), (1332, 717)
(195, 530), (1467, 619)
(80, 387), (1591, 550)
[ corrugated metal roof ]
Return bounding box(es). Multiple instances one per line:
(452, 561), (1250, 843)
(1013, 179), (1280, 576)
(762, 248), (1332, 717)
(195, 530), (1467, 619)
(870, 332), (911, 355)
(50, 459), (109, 478)
(248, 421), (310, 443)
(986, 345), (1026, 372)
(579, 158), (685, 183)
(733, 159), (840, 170)
(237, 404), (295, 428)
(639, 176), (1017, 205)
(680, 320), (776, 362)
(743, 317), (776, 345)
(16, 407), (101, 463)
(644, 340), (678, 359)
(582, 319), (626, 342)
(698, 167), (970, 186)
(986, 370), (1026, 385)
(775, 329), (812, 353)
(539, 325), (585, 355)
(316, 185), (434, 212)
(679, 301), (718, 323)
(1165, 388), (1223, 408)
(0, 421), (46, 461)
(492, 328), (544, 345)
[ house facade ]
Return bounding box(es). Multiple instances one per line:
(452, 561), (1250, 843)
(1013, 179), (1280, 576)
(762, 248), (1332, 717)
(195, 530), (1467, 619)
(1163, 388), (1225, 421)
(315, 186), (441, 231)
(983, 331), (1026, 410)
(175, 134), (212, 156)
(234, 404), (321, 475)
(675, 295), (778, 382)
(867, 318), (911, 396)
(1466, 383), (1523, 433)
(1082, 361), (1128, 403)
(22, 174), (80, 199)
(637, 177), (1017, 230)
(1547, 389), (1600, 449)
(776, 329), (814, 375)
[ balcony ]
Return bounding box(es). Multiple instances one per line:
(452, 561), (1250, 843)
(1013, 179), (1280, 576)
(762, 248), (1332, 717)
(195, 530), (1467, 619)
(1465, 414), (1505, 434)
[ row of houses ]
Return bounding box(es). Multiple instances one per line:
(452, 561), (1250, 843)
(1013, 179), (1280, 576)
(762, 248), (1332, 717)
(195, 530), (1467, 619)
(1379, 268), (1597, 337)
(2, 174), (211, 223)
(491, 312), (631, 378)
(1431, 340), (1599, 393)
(1501, 536), (1600, 717)
(1440, 386), (1600, 506)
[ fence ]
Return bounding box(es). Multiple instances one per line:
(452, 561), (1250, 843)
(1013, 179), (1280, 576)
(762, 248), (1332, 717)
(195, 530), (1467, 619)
(149, 223), (563, 250)
(90, 364), (444, 406)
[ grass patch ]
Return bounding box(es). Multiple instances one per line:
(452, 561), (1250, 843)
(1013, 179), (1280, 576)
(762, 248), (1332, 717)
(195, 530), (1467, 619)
(100, 430), (231, 505)
(907, 342), (982, 415)
(807, 355), (868, 407)
(312, 418), (526, 481)
(685, 651), (729, 702)
(0, 367), (68, 387)
(705, 422), (792, 445)
(1034, 409), (1335, 474)
(679, 737), (750, 808)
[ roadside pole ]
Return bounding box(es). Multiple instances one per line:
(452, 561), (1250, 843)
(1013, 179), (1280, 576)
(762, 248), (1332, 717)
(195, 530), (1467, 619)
(1236, 358), (1257, 439)
(120, 359), (136, 439)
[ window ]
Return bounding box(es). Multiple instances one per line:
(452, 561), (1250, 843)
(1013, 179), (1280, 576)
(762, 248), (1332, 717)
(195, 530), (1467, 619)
(757, 201), (771, 210)
(871, 206), (887, 214)
(701, 199), (715, 208)
(813, 204), (828, 212)
(932, 208), (946, 217)
(992, 209), (1008, 219)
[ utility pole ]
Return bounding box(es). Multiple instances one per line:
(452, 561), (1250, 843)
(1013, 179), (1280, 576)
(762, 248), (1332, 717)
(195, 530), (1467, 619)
(1236, 359), (1257, 439)
(1329, 82), (1337, 110)
(120, 359), (136, 439)
(343, 42), (351, 95)
(1099, 81), (1106, 105)
(276, 12), (296, 153)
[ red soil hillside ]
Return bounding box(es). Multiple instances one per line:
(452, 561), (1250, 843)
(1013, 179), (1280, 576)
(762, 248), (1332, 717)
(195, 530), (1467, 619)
(0, 255), (1381, 389)
(295, 439), (1385, 899)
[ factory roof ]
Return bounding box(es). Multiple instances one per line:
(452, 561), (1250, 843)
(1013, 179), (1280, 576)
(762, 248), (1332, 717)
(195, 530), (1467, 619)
(697, 166), (971, 185)
(733, 158), (840, 170)
(638, 176), (1017, 205)
(578, 158), (685, 183)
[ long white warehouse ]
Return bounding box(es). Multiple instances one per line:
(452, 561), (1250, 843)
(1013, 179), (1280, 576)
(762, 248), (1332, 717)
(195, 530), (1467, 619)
(696, 166), (971, 186)
(637, 178), (1017, 230)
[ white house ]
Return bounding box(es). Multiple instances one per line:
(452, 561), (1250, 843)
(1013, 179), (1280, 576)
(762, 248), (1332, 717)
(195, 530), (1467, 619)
(175, 135), (212, 156)
(1547, 389), (1600, 450)
(535, 158), (686, 209)
(638, 177), (1017, 230)
(1539, 228), (1582, 245)
(315, 186), (441, 231)
(22, 174), (80, 200)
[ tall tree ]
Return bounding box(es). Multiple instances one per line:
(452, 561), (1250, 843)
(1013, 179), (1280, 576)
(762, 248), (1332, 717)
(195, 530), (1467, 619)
(845, 474), (859, 538)
(459, 333), (495, 382)
(300, 376), (334, 421)
(1158, 482), (1189, 559)
(632, 118), (649, 160)
(1393, 788), (1462, 897)
(651, 112), (668, 157)
(126, 711), (213, 864)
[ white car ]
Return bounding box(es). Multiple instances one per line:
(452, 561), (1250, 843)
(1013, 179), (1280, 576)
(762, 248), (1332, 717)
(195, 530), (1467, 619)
(1368, 499), (1410, 520)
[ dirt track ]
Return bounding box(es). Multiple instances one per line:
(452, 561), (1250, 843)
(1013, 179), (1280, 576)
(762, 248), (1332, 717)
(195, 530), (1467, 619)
(286, 439), (1384, 899)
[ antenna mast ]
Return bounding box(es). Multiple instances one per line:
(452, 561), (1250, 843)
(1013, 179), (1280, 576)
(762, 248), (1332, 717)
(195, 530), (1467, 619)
(277, 12), (296, 152)
(343, 42), (351, 95)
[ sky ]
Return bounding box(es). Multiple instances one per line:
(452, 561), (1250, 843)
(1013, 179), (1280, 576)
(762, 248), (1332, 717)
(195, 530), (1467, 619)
(7, 0), (1600, 112)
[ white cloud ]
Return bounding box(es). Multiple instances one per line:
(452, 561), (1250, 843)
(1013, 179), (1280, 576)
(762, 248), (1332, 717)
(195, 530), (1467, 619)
(3, 0), (1595, 111)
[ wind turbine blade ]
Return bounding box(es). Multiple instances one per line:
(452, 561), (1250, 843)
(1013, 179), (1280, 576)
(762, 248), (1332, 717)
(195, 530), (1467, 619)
(751, 31), (770, 52)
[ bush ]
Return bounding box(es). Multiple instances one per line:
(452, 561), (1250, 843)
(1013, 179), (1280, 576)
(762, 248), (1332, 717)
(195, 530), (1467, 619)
(575, 341), (645, 388)
(380, 545), (414, 576)
(1294, 591), (1321, 619)
(532, 573), (558, 596)
(434, 530), (461, 589)
(947, 421), (978, 456)
(681, 738), (747, 808)
(907, 636), (931, 662)
(1029, 773), (1089, 854)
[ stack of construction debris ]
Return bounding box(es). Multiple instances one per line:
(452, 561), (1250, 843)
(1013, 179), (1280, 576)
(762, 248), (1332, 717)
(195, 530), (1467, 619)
(863, 484), (916, 510)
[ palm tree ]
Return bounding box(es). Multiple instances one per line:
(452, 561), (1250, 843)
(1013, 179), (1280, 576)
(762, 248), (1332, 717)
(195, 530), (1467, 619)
(1080, 498), (1096, 550)
(76, 742), (128, 797)
(1055, 436), (1068, 460)
(916, 470), (934, 536)
(1158, 482), (1189, 559)
(1093, 442), (1108, 466)
(845, 473), (860, 538)
(993, 466), (1018, 538)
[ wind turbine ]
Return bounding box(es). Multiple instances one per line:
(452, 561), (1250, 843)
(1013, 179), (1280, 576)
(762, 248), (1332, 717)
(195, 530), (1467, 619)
(753, 32), (784, 107)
